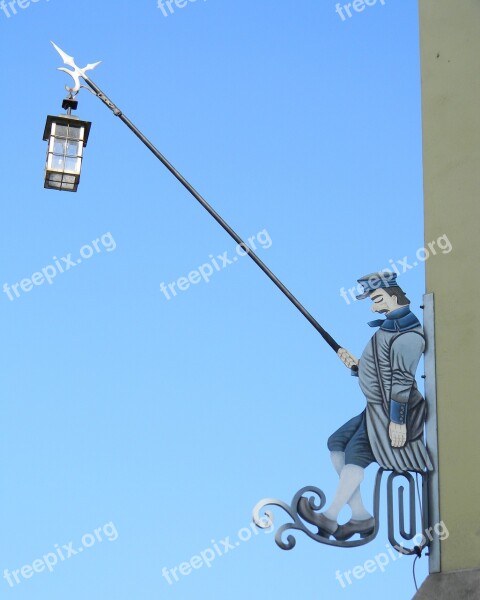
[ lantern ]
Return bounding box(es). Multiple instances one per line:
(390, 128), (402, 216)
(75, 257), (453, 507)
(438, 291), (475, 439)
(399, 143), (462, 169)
(43, 99), (91, 192)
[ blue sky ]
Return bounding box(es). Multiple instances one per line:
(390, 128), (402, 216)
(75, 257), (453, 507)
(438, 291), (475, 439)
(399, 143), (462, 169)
(0, 0), (443, 598)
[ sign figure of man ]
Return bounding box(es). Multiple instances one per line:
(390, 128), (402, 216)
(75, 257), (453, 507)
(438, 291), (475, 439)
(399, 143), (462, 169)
(298, 272), (433, 540)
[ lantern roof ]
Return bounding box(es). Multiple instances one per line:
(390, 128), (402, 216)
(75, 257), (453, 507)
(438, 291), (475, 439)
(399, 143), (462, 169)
(43, 114), (92, 147)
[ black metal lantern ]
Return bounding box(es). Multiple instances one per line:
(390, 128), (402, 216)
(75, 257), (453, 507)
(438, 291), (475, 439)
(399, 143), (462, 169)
(43, 98), (91, 192)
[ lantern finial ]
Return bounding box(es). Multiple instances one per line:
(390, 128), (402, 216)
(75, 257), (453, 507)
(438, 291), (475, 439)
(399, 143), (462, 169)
(51, 41), (101, 94)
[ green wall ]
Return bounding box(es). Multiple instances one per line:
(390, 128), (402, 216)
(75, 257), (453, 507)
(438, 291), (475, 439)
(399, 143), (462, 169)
(419, 0), (480, 573)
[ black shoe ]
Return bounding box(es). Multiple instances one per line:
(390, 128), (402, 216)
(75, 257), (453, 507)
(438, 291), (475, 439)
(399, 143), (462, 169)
(334, 517), (375, 541)
(297, 498), (338, 537)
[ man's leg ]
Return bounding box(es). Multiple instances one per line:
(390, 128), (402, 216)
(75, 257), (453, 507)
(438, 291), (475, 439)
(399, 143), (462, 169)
(330, 451), (372, 520)
(348, 480), (372, 520)
(328, 412), (373, 521)
(330, 449), (345, 474)
(328, 413), (377, 539)
(298, 411), (374, 534)
(323, 464), (365, 521)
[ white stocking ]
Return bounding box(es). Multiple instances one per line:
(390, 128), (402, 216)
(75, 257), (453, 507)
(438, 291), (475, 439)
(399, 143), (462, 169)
(324, 464), (366, 522)
(329, 452), (372, 521)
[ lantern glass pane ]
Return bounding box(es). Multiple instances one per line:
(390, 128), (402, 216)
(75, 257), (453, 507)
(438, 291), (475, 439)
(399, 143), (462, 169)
(54, 124), (68, 137)
(45, 175), (61, 189)
(68, 126), (83, 141)
(53, 139), (68, 155)
(49, 155), (65, 171)
(66, 140), (82, 157)
(64, 157), (81, 173)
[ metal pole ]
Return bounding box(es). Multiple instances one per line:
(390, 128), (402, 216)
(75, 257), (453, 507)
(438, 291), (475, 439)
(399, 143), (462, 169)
(81, 74), (345, 357)
(422, 293), (440, 573)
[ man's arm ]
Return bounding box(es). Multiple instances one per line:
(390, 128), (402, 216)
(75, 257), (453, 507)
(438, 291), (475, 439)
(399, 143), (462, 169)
(389, 332), (425, 447)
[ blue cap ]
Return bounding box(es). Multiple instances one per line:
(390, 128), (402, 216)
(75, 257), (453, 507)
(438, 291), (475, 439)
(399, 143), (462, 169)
(355, 271), (398, 300)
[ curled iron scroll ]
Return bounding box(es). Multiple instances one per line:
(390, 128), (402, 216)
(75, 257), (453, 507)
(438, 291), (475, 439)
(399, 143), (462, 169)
(387, 470), (430, 556)
(252, 468), (430, 555)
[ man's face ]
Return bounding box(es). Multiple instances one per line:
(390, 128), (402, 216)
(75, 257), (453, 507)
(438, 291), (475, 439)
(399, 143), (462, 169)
(369, 290), (400, 314)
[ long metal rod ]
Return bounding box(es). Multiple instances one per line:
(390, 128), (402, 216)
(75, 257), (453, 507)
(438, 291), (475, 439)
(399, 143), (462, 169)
(423, 293), (440, 573)
(82, 75), (343, 355)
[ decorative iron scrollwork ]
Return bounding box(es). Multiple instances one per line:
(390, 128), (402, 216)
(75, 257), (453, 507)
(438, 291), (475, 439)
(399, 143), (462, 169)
(253, 468), (429, 555)
(386, 470), (430, 556)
